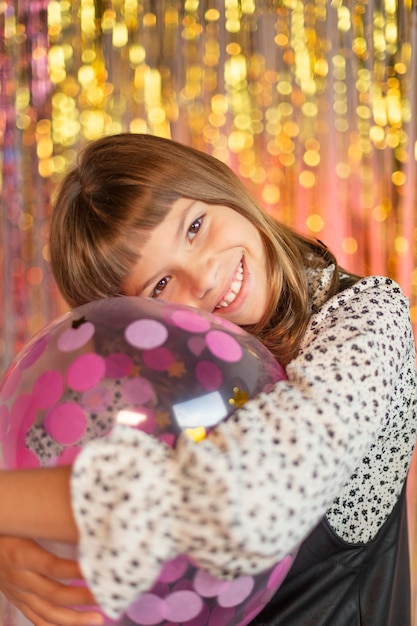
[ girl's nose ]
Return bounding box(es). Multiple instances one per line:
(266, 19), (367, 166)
(188, 256), (218, 300)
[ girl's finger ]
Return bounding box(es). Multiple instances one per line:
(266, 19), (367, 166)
(41, 555), (84, 581)
(36, 577), (97, 607)
(7, 538), (83, 580)
(6, 568), (97, 606)
(11, 591), (104, 626)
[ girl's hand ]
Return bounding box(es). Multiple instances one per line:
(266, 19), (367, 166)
(0, 536), (104, 626)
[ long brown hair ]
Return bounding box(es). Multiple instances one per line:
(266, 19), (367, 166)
(49, 133), (359, 365)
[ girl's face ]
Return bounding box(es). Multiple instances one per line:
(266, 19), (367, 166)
(122, 198), (270, 326)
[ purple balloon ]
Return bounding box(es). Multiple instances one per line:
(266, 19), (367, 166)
(0, 296), (293, 626)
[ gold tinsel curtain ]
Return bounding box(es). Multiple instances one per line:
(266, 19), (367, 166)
(1, 1), (416, 369)
(1, 0), (417, 618)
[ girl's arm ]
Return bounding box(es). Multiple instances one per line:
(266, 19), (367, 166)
(0, 468), (104, 626)
(0, 466), (77, 542)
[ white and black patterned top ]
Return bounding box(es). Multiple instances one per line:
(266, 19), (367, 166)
(71, 273), (417, 619)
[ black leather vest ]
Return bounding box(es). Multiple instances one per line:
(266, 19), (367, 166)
(250, 485), (411, 625)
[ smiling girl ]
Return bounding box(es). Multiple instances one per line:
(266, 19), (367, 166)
(0, 133), (416, 626)
(121, 199), (270, 325)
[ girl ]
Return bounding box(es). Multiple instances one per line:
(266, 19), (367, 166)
(0, 133), (416, 625)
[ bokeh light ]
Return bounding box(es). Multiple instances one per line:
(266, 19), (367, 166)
(1, 0), (415, 366)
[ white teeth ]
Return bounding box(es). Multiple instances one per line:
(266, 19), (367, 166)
(215, 262), (243, 309)
(224, 292), (236, 304)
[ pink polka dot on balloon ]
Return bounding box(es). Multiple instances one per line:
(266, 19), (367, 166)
(171, 310), (211, 333)
(143, 347), (174, 371)
(1, 431), (18, 468)
(188, 336), (206, 357)
(20, 405), (37, 433)
(19, 336), (48, 369)
(0, 404), (9, 440)
(165, 590), (203, 622)
(67, 353), (106, 392)
(126, 593), (165, 625)
(45, 402), (87, 445)
(81, 385), (112, 412)
(195, 360), (223, 391)
(122, 377), (155, 406)
(33, 371), (64, 409)
(218, 576), (254, 608)
(57, 322), (95, 352)
(205, 330), (243, 363)
(182, 602), (210, 626)
(193, 570), (229, 597)
(16, 447), (41, 469)
(157, 555), (189, 583)
(125, 319), (168, 350)
(267, 555), (293, 590)
(10, 394), (36, 433)
(105, 353), (134, 378)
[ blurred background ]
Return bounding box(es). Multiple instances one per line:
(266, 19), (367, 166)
(0, 0), (416, 621)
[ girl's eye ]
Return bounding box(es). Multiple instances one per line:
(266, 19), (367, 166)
(187, 217), (203, 241)
(151, 276), (171, 298)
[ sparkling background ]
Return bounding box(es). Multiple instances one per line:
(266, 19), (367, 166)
(0, 0), (416, 620)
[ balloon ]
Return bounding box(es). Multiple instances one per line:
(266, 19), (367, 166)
(0, 296), (293, 626)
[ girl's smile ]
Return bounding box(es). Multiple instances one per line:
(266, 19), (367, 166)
(122, 197), (270, 326)
(215, 259), (244, 309)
